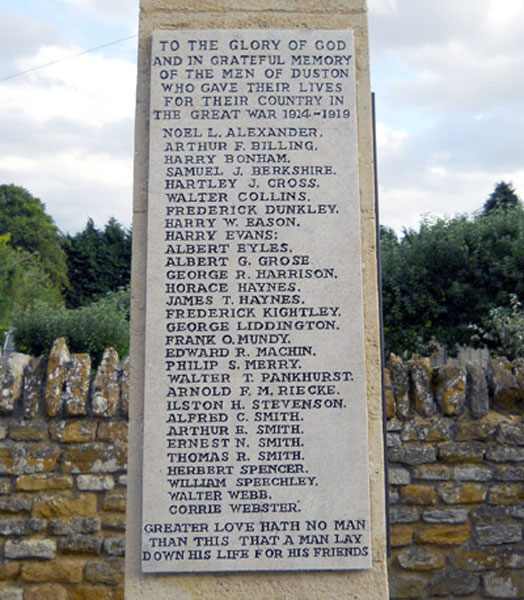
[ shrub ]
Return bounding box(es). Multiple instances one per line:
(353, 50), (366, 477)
(12, 287), (130, 366)
(475, 294), (524, 360)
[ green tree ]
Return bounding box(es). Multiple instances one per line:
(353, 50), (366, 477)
(0, 184), (68, 292)
(64, 218), (132, 308)
(0, 233), (59, 336)
(483, 181), (520, 215)
(381, 201), (524, 357)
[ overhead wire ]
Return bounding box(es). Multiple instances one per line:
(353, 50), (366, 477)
(0, 34), (137, 83)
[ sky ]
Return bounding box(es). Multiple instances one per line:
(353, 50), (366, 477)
(1, 0), (523, 235)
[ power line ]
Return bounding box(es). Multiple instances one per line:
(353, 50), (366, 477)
(0, 34), (137, 83)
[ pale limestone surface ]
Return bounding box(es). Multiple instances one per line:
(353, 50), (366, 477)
(127, 0), (388, 597)
(142, 27), (371, 574)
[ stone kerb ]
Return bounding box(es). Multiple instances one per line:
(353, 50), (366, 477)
(0, 338), (127, 600)
(386, 354), (524, 599)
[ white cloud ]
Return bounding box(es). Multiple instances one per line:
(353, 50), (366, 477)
(0, 37), (136, 232)
(4, 45), (135, 124)
(370, 1), (524, 232)
(64, 0), (138, 29)
(368, 0), (398, 16)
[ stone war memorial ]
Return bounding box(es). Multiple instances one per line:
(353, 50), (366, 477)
(126, 0), (389, 598)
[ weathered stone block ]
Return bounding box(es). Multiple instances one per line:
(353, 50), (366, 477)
(100, 513), (126, 531)
(389, 444), (437, 465)
(48, 517), (101, 536)
(61, 442), (127, 474)
(97, 422), (128, 443)
(409, 357), (436, 417)
(400, 484), (438, 506)
(21, 357), (45, 420)
(384, 572), (432, 599)
(416, 523), (471, 545)
(68, 585), (115, 600)
(0, 478), (11, 494)
(0, 562), (20, 579)
(76, 475), (115, 492)
(389, 467), (411, 486)
(451, 547), (503, 571)
(0, 447), (15, 475)
(0, 353), (31, 414)
(19, 443), (61, 475)
(84, 559), (124, 585)
(475, 523), (522, 545)
(516, 358), (524, 398)
(388, 354), (410, 418)
(438, 441), (485, 463)
(0, 589), (23, 600)
(489, 357), (520, 410)
(0, 519), (28, 536)
(422, 508), (468, 524)
(63, 354), (91, 416)
(101, 492), (126, 512)
(487, 446), (524, 462)
(4, 539), (56, 560)
(9, 424), (47, 442)
(483, 571), (521, 598)
(401, 418), (451, 442)
(92, 349), (120, 418)
(45, 339), (71, 417)
(387, 432), (402, 449)
(453, 465), (493, 482)
(412, 464), (454, 481)
(103, 536), (125, 557)
(20, 559), (84, 583)
(455, 419), (497, 441)
(389, 488), (400, 504)
(397, 546), (444, 571)
(32, 493), (97, 519)
(497, 423), (524, 446)
(467, 363), (490, 418)
(389, 524), (414, 547)
(496, 466), (524, 482)
(435, 365), (466, 416)
(16, 475), (73, 492)
(50, 421), (97, 444)
(0, 496), (32, 514)
(488, 483), (521, 505)
(431, 572), (480, 596)
(24, 584), (67, 600)
(58, 535), (102, 555)
(506, 553), (524, 569)
(384, 368), (395, 419)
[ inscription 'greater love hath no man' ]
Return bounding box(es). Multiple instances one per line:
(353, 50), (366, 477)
(141, 29), (371, 573)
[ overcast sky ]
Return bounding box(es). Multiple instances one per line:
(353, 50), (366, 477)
(1, 0), (523, 234)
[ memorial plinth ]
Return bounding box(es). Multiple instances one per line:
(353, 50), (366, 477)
(127, 1), (389, 598)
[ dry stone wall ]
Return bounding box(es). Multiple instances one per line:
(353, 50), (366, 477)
(386, 354), (524, 599)
(2, 339), (524, 599)
(0, 339), (127, 600)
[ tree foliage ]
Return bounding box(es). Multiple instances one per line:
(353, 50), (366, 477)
(381, 184), (524, 357)
(0, 184), (68, 292)
(483, 181), (521, 215)
(0, 234), (60, 336)
(474, 295), (524, 360)
(13, 286), (130, 366)
(64, 218), (132, 308)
